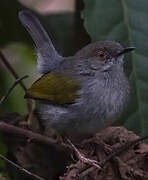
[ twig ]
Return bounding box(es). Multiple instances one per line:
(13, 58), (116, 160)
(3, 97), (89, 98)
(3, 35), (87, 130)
(0, 75), (28, 106)
(0, 122), (65, 149)
(0, 50), (32, 112)
(101, 135), (148, 168)
(78, 135), (148, 177)
(0, 51), (27, 91)
(79, 166), (95, 178)
(0, 153), (45, 180)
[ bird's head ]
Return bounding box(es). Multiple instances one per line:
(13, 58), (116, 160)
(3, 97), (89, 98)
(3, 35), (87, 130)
(76, 40), (135, 72)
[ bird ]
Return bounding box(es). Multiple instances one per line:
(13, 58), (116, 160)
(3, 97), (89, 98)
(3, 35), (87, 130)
(19, 10), (135, 141)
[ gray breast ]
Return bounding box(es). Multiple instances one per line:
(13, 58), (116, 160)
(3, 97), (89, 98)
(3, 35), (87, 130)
(70, 68), (130, 134)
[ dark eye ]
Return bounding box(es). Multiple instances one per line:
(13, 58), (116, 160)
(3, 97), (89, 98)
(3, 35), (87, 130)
(99, 53), (105, 57)
(96, 50), (106, 59)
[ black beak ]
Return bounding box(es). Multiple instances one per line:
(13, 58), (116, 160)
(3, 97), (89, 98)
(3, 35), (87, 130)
(116, 46), (135, 57)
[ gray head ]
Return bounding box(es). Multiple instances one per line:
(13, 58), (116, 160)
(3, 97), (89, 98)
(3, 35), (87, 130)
(75, 40), (135, 72)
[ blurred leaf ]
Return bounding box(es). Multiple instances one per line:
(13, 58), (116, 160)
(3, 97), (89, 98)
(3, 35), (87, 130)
(82, 0), (148, 136)
(0, 0), (27, 46)
(37, 13), (76, 56)
(0, 43), (36, 114)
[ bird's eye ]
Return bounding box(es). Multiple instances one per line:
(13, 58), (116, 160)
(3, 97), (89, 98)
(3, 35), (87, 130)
(96, 50), (106, 60)
(99, 53), (104, 57)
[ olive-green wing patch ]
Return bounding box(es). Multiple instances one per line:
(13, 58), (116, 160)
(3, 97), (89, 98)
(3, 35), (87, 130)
(25, 72), (80, 105)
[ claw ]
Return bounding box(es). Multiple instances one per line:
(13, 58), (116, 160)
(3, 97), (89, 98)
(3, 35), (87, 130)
(66, 138), (101, 169)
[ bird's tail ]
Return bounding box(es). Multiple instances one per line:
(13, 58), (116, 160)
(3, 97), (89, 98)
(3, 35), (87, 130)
(19, 10), (62, 74)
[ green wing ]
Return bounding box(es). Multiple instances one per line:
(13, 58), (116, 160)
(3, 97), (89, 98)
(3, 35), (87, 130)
(25, 72), (80, 105)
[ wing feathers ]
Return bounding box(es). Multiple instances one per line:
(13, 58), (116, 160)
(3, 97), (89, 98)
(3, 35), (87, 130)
(25, 72), (80, 105)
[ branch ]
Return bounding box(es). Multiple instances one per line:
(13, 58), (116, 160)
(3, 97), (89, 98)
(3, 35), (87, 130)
(0, 75), (28, 106)
(0, 122), (64, 149)
(0, 153), (45, 180)
(0, 50), (32, 112)
(0, 51), (27, 91)
(101, 134), (148, 168)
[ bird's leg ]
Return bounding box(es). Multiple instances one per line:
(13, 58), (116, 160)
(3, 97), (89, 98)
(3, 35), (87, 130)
(66, 138), (101, 169)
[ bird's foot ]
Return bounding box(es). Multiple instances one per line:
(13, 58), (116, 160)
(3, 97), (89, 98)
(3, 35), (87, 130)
(66, 138), (101, 169)
(76, 152), (101, 169)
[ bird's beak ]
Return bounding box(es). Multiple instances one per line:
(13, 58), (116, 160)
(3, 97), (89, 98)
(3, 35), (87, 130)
(116, 46), (135, 57)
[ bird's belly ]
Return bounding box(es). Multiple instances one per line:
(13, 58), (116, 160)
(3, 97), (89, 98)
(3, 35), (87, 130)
(36, 85), (129, 137)
(71, 86), (129, 135)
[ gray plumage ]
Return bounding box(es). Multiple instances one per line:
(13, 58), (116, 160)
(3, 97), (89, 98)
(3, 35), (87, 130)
(38, 53), (130, 136)
(19, 11), (134, 138)
(19, 11), (63, 74)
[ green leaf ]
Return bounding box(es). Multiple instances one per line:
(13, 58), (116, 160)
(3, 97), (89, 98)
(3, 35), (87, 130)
(38, 13), (76, 56)
(0, 43), (36, 114)
(82, 0), (148, 136)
